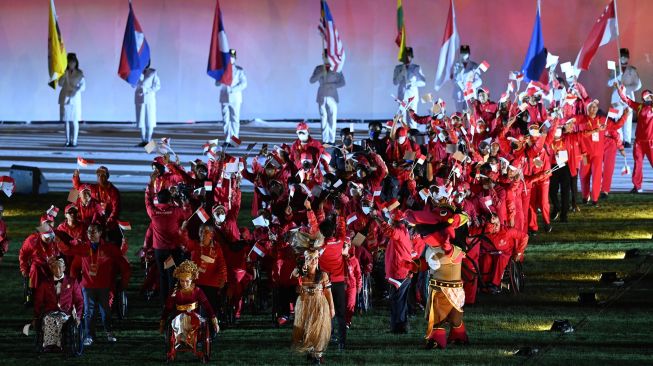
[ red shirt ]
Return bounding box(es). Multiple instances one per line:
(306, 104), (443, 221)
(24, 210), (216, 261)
(162, 286), (215, 320)
(19, 233), (60, 288)
(33, 276), (84, 318)
(308, 210), (346, 283)
(69, 240), (131, 289)
(145, 187), (191, 250)
(72, 176), (121, 225)
(185, 238), (227, 288)
(379, 221), (414, 280)
(620, 88), (653, 141)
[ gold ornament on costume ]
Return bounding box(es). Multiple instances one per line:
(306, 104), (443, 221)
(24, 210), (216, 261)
(173, 260), (199, 280)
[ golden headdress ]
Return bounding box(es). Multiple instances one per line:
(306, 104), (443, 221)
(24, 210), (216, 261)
(173, 260), (199, 281)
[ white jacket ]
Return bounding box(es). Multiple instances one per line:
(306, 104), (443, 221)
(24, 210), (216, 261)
(310, 65), (346, 103)
(58, 69), (85, 106)
(217, 65), (247, 104)
(135, 68), (161, 105)
(393, 63), (426, 100)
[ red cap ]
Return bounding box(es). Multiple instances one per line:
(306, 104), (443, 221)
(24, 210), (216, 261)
(78, 184), (92, 193)
(397, 127), (407, 137)
(40, 214), (55, 224)
(153, 156), (166, 166)
(64, 203), (77, 213)
(296, 121), (309, 132)
(300, 153), (313, 162)
(642, 90), (652, 99)
(391, 209), (406, 222)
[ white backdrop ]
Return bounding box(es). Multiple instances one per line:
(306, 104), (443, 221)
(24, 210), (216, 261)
(0, 0), (651, 122)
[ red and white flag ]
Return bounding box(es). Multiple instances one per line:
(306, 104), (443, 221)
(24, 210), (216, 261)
(463, 88), (475, 101)
(575, 0), (618, 70)
(434, 0), (459, 91)
(478, 60), (490, 72)
(346, 213), (357, 225)
(251, 242), (266, 257)
(230, 136), (241, 147)
(416, 154), (426, 165)
(77, 156), (94, 168)
(46, 205), (60, 217)
(419, 188), (430, 202)
(118, 221), (132, 231)
(320, 152), (332, 164)
(196, 207), (210, 223)
(387, 277), (403, 289)
(608, 107), (620, 119)
(319, 0), (346, 72)
(204, 181), (213, 192)
(0, 176), (16, 197)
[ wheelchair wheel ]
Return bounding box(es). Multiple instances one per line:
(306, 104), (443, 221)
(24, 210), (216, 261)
(501, 259), (524, 294)
(165, 322), (176, 362)
(198, 322), (211, 363)
(34, 320), (44, 353)
(65, 320), (84, 357)
(358, 273), (372, 312)
(116, 290), (128, 320)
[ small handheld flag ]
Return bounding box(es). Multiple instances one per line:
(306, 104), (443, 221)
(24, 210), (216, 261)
(118, 221), (132, 231)
(77, 157), (94, 168)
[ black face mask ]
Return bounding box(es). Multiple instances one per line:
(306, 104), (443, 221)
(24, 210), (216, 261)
(302, 162), (313, 171)
(343, 137), (353, 147)
(510, 142), (520, 150)
(369, 130), (380, 140)
(644, 100), (653, 106)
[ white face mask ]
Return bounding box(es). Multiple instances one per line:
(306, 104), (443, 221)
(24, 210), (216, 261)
(297, 133), (309, 142)
(214, 213), (226, 224)
(456, 195), (465, 204)
(356, 170), (365, 178)
(438, 133), (446, 142)
(554, 128), (562, 138)
(461, 53), (470, 61)
(398, 136), (407, 144)
(362, 206), (371, 215)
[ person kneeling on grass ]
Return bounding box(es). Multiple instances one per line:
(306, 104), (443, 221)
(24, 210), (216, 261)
(160, 260), (219, 350)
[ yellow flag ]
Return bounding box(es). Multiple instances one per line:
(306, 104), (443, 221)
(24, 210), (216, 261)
(48, 0), (67, 89)
(396, 0), (407, 62)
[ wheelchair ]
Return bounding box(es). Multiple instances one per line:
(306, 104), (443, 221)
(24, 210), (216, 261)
(463, 234), (524, 296)
(357, 273), (373, 313)
(34, 312), (84, 356)
(164, 313), (212, 363)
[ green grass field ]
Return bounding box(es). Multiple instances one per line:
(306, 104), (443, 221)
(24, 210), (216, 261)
(0, 192), (652, 365)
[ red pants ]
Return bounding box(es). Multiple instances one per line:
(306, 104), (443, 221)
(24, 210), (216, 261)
(632, 140), (653, 190)
(345, 284), (357, 324)
(580, 154), (603, 202)
(520, 186), (531, 233)
(480, 240), (513, 287)
(528, 181), (550, 231)
(601, 139), (619, 193)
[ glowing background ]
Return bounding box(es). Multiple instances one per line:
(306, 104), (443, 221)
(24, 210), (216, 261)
(0, 0), (651, 122)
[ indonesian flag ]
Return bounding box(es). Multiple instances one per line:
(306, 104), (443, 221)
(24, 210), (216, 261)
(118, 221), (132, 231)
(608, 107), (620, 119)
(346, 213), (358, 225)
(204, 181), (213, 192)
(320, 152), (332, 164)
(385, 199), (400, 212)
(478, 60), (490, 73)
(416, 153), (426, 165)
(77, 156), (94, 168)
(387, 277), (403, 289)
(434, 0), (459, 91)
(373, 189), (382, 197)
(575, 0), (618, 70)
(230, 136), (241, 147)
(419, 188), (430, 202)
(196, 207), (210, 223)
(463, 88), (475, 101)
(251, 242), (266, 257)
(0, 176), (16, 197)
(499, 93), (509, 103)
(46, 205), (60, 217)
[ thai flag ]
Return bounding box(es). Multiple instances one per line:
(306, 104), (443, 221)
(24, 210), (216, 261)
(521, 0), (548, 83)
(319, 0), (345, 72)
(118, 2), (150, 86)
(207, 0), (233, 85)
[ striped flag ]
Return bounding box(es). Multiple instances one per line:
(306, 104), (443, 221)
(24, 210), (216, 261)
(575, 0), (618, 70)
(251, 242), (266, 257)
(608, 108), (620, 119)
(204, 181), (213, 191)
(117, 2), (151, 86)
(346, 213), (358, 225)
(77, 156), (94, 168)
(230, 136), (242, 147)
(434, 0), (459, 91)
(395, 0), (408, 62)
(479, 60), (490, 72)
(118, 221), (132, 231)
(416, 153), (426, 165)
(319, 0), (346, 72)
(48, 0), (67, 89)
(196, 207), (210, 223)
(207, 0), (233, 85)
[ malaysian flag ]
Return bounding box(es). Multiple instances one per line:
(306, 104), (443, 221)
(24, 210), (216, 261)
(319, 0), (345, 72)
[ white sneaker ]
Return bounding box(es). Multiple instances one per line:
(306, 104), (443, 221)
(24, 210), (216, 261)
(83, 337), (93, 346)
(107, 333), (117, 342)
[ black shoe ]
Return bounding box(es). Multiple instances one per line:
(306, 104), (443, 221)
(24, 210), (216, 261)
(71, 143), (77, 148)
(544, 224), (552, 233)
(630, 187), (640, 194)
(591, 201), (599, 207)
(338, 342), (346, 351)
(64, 142), (71, 147)
(136, 141), (148, 147)
(552, 212), (560, 222)
(560, 217), (568, 223)
(571, 204), (580, 213)
(585, 198), (592, 205)
(624, 142), (632, 148)
(528, 230), (538, 237)
(599, 192), (608, 200)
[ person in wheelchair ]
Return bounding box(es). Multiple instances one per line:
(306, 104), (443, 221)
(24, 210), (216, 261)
(33, 257), (83, 352)
(469, 214), (528, 294)
(159, 260), (219, 350)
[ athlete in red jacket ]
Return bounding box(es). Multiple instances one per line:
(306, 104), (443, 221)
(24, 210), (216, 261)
(73, 166), (121, 228)
(618, 84), (653, 192)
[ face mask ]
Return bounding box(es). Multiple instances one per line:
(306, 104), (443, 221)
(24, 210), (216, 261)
(479, 94), (488, 104)
(461, 53), (470, 61)
(297, 133), (309, 142)
(398, 136), (407, 144)
(554, 128), (562, 138)
(214, 213), (226, 224)
(362, 206), (371, 215)
(41, 232), (55, 242)
(369, 130), (379, 140)
(644, 100), (653, 106)
(438, 133), (446, 142)
(343, 137), (353, 147)
(490, 164), (498, 173)
(349, 188), (359, 197)
(356, 170), (365, 178)
(456, 195), (465, 204)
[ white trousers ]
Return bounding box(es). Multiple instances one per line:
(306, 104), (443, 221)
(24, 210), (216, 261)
(60, 103), (81, 145)
(319, 97), (338, 144)
(221, 101), (241, 142)
(136, 102), (157, 142)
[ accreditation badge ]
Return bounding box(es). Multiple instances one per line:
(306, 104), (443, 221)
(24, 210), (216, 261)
(89, 264), (98, 277)
(200, 254), (215, 264)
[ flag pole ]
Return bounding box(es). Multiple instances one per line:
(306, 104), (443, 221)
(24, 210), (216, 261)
(613, 0), (622, 79)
